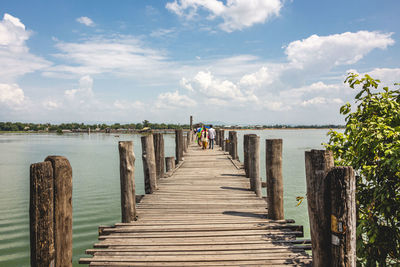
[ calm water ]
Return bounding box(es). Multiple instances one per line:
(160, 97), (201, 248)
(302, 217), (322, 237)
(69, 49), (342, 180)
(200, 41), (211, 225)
(0, 129), (333, 266)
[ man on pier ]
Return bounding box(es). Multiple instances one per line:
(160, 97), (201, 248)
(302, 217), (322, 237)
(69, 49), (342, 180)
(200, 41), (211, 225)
(208, 125), (216, 149)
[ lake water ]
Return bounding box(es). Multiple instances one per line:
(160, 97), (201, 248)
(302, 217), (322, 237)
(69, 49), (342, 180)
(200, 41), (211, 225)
(0, 129), (334, 266)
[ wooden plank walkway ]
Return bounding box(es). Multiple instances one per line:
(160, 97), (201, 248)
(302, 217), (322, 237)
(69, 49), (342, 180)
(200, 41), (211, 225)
(80, 143), (312, 266)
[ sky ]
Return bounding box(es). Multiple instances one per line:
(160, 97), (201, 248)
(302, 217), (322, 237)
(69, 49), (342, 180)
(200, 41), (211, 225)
(0, 0), (399, 125)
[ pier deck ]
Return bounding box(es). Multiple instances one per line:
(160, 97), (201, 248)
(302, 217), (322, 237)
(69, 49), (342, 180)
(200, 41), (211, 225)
(80, 143), (311, 266)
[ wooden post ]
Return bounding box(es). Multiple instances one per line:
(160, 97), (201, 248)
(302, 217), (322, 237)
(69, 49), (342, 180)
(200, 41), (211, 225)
(165, 157), (175, 172)
(224, 138), (229, 152)
(190, 115), (193, 130)
(248, 135), (262, 197)
(229, 131), (238, 159)
(215, 129), (219, 146)
(153, 133), (165, 180)
(244, 134), (256, 178)
(328, 166), (356, 267)
(220, 130), (225, 150)
(186, 130), (191, 146)
(305, 149), (334, 266)
(183, 134), (188, 153)
(266, 139), (284, 220)
(44, 156), (72, 267)
(118, 141), (136, 223)
(141, 135), (157, 194)
(30, 161), (55, 267)
(175, 129), (183, 164)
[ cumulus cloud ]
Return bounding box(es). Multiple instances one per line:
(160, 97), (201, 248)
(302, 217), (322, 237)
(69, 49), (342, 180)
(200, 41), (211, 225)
(65, 75), (94, 101)
(0, 83), (25, 108)
(155, 91), (196, 109)
(42, 100), (60, 110)
(166, 0), (282, 32)
(0, 13), (51, 81)
(366, 68), (400, 86)
(76, 16), (95, 27)
(285, 31), (394, 71)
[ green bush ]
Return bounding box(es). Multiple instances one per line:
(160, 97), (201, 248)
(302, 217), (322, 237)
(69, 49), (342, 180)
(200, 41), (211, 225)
(325, 73), (400, 265)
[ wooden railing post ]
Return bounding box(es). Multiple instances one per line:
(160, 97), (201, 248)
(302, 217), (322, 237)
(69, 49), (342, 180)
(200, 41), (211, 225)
(220, 130), (225, 150)
(190, 115), (193, 130)
(244, 134), (256, 178)
(248, 135), (262, 197)
(229, 131), (238, 159)
(266, 139), (284, 220)
(165, 157), (175, 172)
(183, 134), (187, 153)
(224, 138), (229, 152)
(305, 149), (334, 266)
(186, 130), (191, 146)
(118, 141), (136, 223)
(328, 166), (356, 267)
(30, 161), (55, 267)
(45, 156), (73, 267)
(153, 133), (165, 180)
(215, 129), (219, 146)
(141, 135), (157, 194)
(175, 129), (183, 164)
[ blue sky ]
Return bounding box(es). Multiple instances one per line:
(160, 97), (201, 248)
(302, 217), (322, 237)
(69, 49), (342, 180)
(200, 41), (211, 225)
(0, 0), (399, 125)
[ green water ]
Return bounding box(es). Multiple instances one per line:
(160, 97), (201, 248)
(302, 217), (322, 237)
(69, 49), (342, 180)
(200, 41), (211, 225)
(0, 129), (333, 266)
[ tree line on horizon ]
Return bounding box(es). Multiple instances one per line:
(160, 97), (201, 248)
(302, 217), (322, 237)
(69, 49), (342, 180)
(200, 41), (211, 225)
(0, 121), (344, 132)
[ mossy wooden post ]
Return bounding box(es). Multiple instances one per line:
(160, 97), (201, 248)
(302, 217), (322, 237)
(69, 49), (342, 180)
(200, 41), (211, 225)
(229, 131), (238, 160)
(266, 139), (284, 220)
(305, 149), (334, 266)
(175, 129), (183, 164)
(165, 157), (175, 172)
(248, 135), (262, 197)
(328, 167), (356, 267)
(118, 141), (136, 223)
(30, 161), (55, 267)
(153, 133), (165, 180)
(45, 156), (72, 267)
(141, 135), (157, 194)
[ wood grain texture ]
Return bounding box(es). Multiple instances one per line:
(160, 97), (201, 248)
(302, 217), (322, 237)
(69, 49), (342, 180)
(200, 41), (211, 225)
(118, 141), (136, 223)
(266, 139), (284, 220)
(141, 135), (157, 194)
(30, 161), (55, 267)
(45, 155), (73, 267)
(80, 142), (311, 266)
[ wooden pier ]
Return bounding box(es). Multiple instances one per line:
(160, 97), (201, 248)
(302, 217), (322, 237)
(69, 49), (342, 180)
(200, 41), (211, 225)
(79, 143), (311, 266)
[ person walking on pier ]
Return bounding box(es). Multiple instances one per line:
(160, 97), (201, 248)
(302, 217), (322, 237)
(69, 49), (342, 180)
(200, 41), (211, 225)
(208, 125), (216, 149)
(201, 127), (208, 149)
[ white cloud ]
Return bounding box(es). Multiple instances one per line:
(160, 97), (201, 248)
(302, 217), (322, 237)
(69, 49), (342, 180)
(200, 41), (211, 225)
(367, 68), (400, 86)
(301, 97), (343, 107)
(166, 0), (282, 32)
(65, 75), (94, 101)
(76, 16), (95, 27)
(46, 35), (170, 79)
(155, 90), (196, 109)
(285, 31), (394, 71)
(0, 13), (51, 82)
(239, 66), (274, 88)
(42, 100), (60, 110)
(0, 83), (25, 108)
(113, 100), (145, 110)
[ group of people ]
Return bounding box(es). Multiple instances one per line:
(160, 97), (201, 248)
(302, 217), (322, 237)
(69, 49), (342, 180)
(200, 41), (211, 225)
(195, 125), (216, 150)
